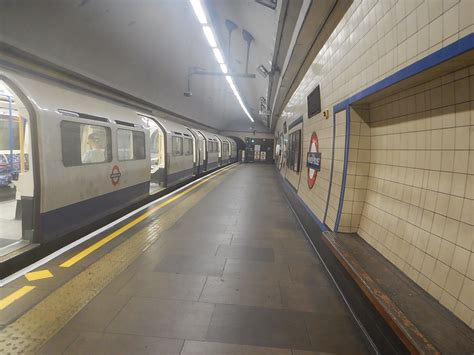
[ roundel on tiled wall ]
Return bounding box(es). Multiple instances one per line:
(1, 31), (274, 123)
(307, 132), (321, 189)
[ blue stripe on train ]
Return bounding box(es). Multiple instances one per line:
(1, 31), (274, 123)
(40, 182), (150, 243)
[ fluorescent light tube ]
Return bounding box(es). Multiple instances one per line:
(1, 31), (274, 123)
(220, 63), (228, 73)
(190, 0), (207, 24)
(213, 47), (224, 63)
(203, 26), (217, 47)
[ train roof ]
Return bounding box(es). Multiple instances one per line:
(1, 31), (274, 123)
(1, 68), (144, 127)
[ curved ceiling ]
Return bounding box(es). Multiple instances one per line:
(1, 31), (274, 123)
(0, 0), (280, 131)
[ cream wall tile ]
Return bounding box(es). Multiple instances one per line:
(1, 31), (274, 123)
(454, 301), (473, 325)
(278, 0), (473, 329)
(439, 239), (456, 265)
(459, 278), (474, 309)
(452, 246), (471, 274)
(457, 223), (473, 251)
(445, 268), (465, 297)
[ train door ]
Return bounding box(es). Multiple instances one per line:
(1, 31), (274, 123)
(197, 130), (207, 172)
(216, 136), (222, 166)
(187, 128), (199, 175)
(139, 114), (166, 193)
(0, 79), (37, 255)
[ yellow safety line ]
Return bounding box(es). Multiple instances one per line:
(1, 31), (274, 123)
(25, 269), (53, 281)
(0, 286), (36, 310)
(60, 165), (234, 268)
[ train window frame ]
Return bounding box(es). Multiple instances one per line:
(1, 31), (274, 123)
(172, 136), (183, 156)
(117, 128), (146, 161)
(60, 120), (112, 167)
(286, 129), (301, 173)
(183, 137), (193, 156)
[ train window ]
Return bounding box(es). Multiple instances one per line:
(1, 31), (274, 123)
(117, 129), (146, 160)
(61, 121), (112, 166)
(133, 131), (146, 159)
(172, 136), (183, 156)
(183, 138), (193, 156)
(286, 129), (301, 172)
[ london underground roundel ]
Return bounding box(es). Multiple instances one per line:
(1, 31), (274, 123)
(307, 132), (321, 189)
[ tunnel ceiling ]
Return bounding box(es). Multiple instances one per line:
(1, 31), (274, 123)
(0, 0), (282, 131)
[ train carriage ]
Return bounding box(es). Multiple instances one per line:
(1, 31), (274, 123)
(0, 68), (237, 247)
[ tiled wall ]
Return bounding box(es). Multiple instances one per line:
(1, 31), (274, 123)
(338, 107), (371, 233)
(275, 0), (474, 327)
(358, 67), (473, 327)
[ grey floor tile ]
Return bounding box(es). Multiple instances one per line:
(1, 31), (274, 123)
(231, 235), (284, 249)
(154, 254), (226, 276)
(162, 231), (233, 244)
(200, 277), (281, 308)
(37, 329), (80, 354)
(304, 313), (369, 354)
(65, 332), (183, 354)
(280, 283), (348, 315)
(161, 239), (221, 255)
(206, 304), (312, 349)
(181, 340), (291, 354)
(100, 264), (140, 294)
(280, 238), (313, 252)
(170, 223), (229, 235)
(63, 293), (131, 332)
(274, 250), (320, 266)
(107, 297), (215, 340)
(288, 264), (332, 287)
(223, 260), (291, 282)
(216, 245), (275, 262)
(118, 271), (206, 300)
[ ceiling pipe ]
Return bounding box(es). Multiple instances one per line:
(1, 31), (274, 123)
(224, 19), (238, 62)
(242, 29), (254, 74)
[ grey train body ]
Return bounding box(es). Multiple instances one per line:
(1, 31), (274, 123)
(0, 69), (237, 244)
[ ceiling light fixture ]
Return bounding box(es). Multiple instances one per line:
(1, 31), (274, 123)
(189, 0), (254, 122)
(202, 26), (217, 47)
(190, 0), (207, 24)
(213, 48), (224, 64)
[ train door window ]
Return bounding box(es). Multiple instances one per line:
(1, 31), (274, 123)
(139, 114), (165, 194)
(61, 121), (112, 166)
(0, 79), (35, 248)
(117, 129), (145, 160)
(183, 138), (193, 156)
(286, 130), (301, 172)
(172, 136), (183, 156)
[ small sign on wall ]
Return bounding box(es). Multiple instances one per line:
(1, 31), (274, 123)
(306, 152), (321, 170)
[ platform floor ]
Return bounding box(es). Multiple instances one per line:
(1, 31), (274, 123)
(2, 164), (369, 354)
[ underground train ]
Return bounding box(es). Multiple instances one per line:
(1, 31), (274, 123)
(0, 68), (237, 245)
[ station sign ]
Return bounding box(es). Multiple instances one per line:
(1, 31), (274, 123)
(307, 132), (320, 189)
(307, 152), (321, 170)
